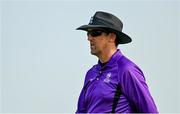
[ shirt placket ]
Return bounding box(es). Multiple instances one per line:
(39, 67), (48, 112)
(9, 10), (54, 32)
(96, 65), (107, 81)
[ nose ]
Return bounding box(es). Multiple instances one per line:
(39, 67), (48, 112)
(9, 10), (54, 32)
(87, 35), (93, 41)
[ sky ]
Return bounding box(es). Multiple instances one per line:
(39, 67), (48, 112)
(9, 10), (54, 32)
(0, 0), (180, 113)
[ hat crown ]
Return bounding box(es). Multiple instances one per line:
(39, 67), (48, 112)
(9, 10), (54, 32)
(89, 11), (123, 31)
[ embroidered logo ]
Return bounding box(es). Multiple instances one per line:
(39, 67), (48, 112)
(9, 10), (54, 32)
(89, 17), (94, 24)
(103, 72), (111, 83)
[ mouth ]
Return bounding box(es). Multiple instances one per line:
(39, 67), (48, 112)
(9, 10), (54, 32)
(90, 43), (95, 49)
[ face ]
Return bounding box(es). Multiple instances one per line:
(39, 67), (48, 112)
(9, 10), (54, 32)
(87, 29), (110, 56)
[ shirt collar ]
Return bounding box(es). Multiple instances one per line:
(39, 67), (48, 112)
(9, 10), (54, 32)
(96, 49), (123, 70)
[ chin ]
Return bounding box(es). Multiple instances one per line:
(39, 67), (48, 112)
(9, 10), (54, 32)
(90, 50), (100, 56)
(90, 51), (96, 55)
(90, 50), (96, 55)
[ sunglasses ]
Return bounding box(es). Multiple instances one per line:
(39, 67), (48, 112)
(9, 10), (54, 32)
(87, 29), (109, 37)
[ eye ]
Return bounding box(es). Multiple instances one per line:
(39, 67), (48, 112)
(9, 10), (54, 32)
(87, 31), (103, 37)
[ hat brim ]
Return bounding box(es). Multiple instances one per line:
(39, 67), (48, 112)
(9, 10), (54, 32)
(76, 25), (132, 44)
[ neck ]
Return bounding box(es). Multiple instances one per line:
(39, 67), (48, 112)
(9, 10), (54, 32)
(98, 48), (117, 63)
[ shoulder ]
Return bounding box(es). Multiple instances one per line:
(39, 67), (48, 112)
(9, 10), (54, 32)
(117, 55), (142, 72)
(116, 55), (134, 73)
(116, 55), (145, 83)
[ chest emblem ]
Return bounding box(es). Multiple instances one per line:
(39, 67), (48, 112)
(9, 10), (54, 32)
(103, 72), (111, 83)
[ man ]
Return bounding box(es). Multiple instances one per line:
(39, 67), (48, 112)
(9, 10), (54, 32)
(76, 11), (158, 113)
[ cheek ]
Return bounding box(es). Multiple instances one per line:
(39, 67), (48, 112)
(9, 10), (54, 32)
(99, 42), (108, 49)
(95, 38), (108, 48)
(101, 39), (109, 47)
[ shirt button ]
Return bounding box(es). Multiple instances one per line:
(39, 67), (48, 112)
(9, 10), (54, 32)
(99, 71), (102, 74)
(96, 78), (99, 80)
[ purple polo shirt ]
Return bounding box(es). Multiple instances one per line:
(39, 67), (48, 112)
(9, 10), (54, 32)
(76, 49), (158, 113)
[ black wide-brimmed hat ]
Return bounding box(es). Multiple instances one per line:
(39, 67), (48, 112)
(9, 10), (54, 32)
(76, 11), (132, 44)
